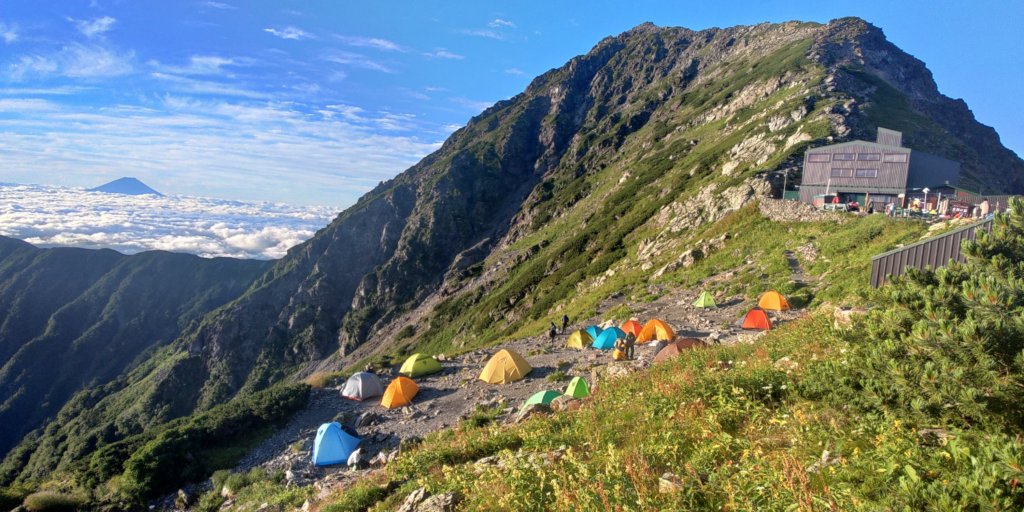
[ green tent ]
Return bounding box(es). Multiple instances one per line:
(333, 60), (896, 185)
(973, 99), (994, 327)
(693, 291), (717, 308)
(399, 353), (443, 377)
(524, 390), (562, 407)
(565, 377), (590, 398)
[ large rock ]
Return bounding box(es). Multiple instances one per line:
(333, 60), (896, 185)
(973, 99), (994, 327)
(418, 493), (457, 512)
(550, 395), (581, 412)
(513, 403), (552, 424)
(833, 307), (869, 329)
(396, 487), (429, 512)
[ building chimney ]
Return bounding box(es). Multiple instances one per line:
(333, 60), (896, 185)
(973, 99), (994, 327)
(877, 127), (903, 147)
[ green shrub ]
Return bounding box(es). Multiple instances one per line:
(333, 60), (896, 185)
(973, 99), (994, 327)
(210, 469), (231, 490)
(222, 473), (250, 495)
(0, 483), (35, 511)
(395, 325), (416, 341)
(546, 371), (568, 383)
(22, 491), (88, 512)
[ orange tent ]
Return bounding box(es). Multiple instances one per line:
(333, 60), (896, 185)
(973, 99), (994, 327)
(652, 338), (707, 364)
(381, 376), (419, 409)
(621, 320), (643, 337)
(637, 319), (675, 343)
(737, 307), (773, 330)
(758, 291), (790, 311)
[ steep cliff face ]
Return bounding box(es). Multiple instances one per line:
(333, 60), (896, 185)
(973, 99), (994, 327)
(5, 17), (1023, 486)
(0, 237), (271, 460)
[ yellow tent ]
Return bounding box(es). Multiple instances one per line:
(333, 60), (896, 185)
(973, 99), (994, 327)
(479, 349), (532, 384)
(565, 330), (594, 349)
(637, 319), (675, 343)
(381, 376), (419, 409)
(758, 291), (790, 311)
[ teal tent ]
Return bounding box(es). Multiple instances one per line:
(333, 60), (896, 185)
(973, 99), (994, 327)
(524, 390), (561, 408)
(312, 422), (361, 466)
(592, 327), (625, 350)
(565, 377), (590, 398)
(585, 326), (603, 340)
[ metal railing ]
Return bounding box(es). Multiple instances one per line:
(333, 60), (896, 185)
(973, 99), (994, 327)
(869, 219), (993, 287)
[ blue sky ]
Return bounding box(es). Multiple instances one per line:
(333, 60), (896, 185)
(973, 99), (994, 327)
(0, 0), (1020, 206)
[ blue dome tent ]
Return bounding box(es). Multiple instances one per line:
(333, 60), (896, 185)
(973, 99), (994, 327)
(312, 422), (361, 466)
(585, 326), (603, 340)
(592, 327), (625, 349)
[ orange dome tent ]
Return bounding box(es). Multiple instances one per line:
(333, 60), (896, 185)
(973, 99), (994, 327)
(479, 349), (532, 384)
(381, 376), (419, 409)
(637, 319), (675, 343)
(758, 291), (790, 311)
(736, 307), (773, 330)
(621, 320), (643, 337)
(652, 338), (707, 364)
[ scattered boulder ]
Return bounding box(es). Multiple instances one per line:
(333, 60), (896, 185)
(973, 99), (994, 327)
(418, 493), (458, 512)
(918, 428), (956, 446)
(513, 403), (552, 424)
(659, 473), (685, 493)
(354, 412), (376, 428)
(605, 363), (633, 380)
(175, 489), (195, 509)
(833, 307), (869, 329)
(550, 395), (581, 412)
(396, 487), (429, 512)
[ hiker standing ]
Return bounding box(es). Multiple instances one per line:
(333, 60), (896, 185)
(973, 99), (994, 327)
(624, 333), (636, 360)
(561, 314), (569, 334)
(981, 199), (990, 218)
(548, 322), (557, 342)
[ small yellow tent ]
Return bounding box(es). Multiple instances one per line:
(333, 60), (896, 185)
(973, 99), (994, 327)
(565, 330), (594, 349)
(637, 319), (675, 343)
(758, 291), (790, 311)
(479, 349), (533, 384)
(380, 376), (419, 409)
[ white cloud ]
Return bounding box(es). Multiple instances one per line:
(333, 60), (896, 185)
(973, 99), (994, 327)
(0, 99), (58, 112)
(451, 97), (494, 112)
(0, 184), (337, 259)
(75, 16), (117, 38)
(504, 68), (524, 75)
(151, 73), (270, 98)
(151, 55), (246, 75)
(457, 29), (503, 40)
(423, 49), (464, 60)
(6, 44), (132, 80)
(0, 99), (443, 206)
(323, 51), (392, 72)
(334, 35), (403, 52)
(200, 1), (236, 9)
(425, 86), (447, 92)
(0, 21), (18, 43)
(264, 26), (314, 40)
(489, 19), (516, 28)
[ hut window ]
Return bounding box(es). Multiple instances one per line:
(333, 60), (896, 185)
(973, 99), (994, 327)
(883, 153), (908, 162)
(831, 168), (853, 177)
(808, 153), (831, 162)
(855, 169), (878, 178)
(834, 154), (856, 161)
(857, 153), (881, 161)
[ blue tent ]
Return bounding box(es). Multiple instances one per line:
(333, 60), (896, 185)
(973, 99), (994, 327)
(585, 326), (603, 340)
(312, 422), (361, 466)
(592, 327), (625, 349)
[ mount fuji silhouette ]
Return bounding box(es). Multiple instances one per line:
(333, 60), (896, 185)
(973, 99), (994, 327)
(87, 177), (163, 196)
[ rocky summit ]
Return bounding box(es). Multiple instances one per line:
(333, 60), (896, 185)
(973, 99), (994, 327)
(2, 17), (1024, 512)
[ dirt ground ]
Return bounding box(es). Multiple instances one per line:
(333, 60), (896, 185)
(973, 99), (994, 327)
(233, 282), (804, 485)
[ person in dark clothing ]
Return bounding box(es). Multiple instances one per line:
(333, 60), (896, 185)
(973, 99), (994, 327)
(624, 333), (636, 360)
(561, 314), (569, 334)
(548, 322), (557, 341)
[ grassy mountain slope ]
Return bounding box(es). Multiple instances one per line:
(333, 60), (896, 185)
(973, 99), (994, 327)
(3, 17), (1024, 509)
(0, 237), (272, 465)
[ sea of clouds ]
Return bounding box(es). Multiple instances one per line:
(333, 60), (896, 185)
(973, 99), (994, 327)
(0, 183), (340, 259)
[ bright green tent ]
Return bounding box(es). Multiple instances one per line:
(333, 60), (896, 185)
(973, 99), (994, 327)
(565, 377), (590, 398)
(693, 291), (717, 308)
(524, 390), (562, 407)
(399, 353), (443, 377)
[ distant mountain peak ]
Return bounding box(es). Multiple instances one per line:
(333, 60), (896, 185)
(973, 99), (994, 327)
(88, 177), (162, 196)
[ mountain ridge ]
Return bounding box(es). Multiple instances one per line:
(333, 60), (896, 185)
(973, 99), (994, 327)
(2, 16), (1023, 497)
(87, 177), (162, 196)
